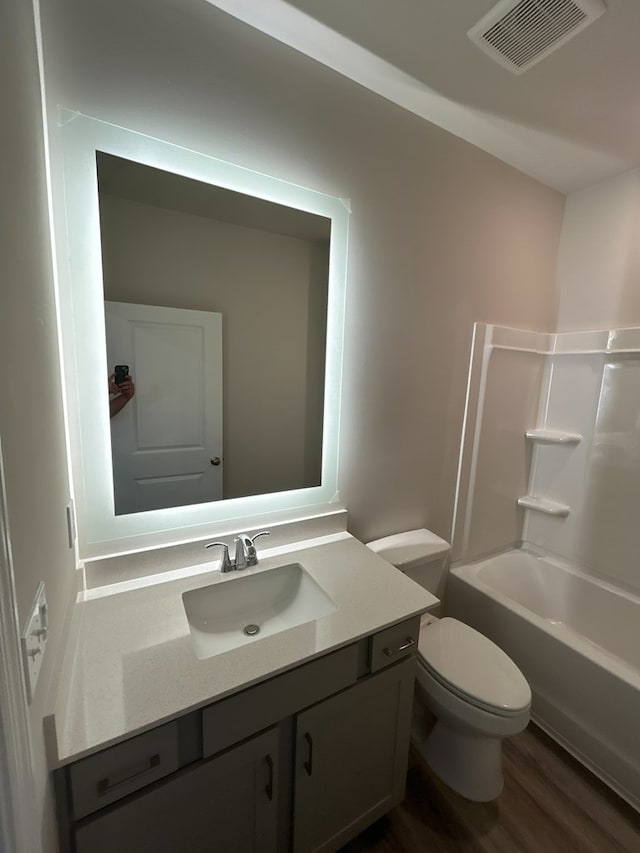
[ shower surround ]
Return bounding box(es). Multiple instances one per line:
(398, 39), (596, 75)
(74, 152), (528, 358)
(448, 323), (640, 809)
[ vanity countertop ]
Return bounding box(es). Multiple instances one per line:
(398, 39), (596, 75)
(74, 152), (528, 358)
(47, 532), (437, 767)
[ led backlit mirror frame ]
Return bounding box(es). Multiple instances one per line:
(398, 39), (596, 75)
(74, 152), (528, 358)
(60, 113), (349, 558)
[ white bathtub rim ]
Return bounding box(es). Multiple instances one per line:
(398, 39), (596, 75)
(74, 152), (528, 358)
(449, 552), (640, 694)
(454, 543), (640, 609)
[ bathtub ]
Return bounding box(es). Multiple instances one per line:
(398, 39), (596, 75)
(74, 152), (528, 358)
(445, 548), (640, 811)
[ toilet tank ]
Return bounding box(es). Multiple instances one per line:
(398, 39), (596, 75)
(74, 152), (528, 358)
(366, 528), (451, 600)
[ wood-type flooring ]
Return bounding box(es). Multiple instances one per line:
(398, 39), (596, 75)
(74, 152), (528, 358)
(341, 724), (640, 853)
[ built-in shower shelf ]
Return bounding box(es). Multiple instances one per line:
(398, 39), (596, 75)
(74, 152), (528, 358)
(526, 429), (582, 445)
(517, 496), (570, 517)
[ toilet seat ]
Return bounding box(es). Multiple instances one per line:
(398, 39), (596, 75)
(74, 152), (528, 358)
(417, 618), (531, 717)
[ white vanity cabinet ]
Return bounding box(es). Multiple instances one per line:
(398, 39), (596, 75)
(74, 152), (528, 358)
(55, 617), (419, 853)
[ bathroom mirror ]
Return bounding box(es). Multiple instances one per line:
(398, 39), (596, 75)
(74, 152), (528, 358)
(60, 113), (349, 557)
(97, 153), (331, 516)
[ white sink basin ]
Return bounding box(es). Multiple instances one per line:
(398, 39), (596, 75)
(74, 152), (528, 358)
(182, 563), (337, 659)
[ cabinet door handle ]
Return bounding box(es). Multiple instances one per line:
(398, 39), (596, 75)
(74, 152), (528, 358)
(303, 732), (313, 776)
(265, 754), (274, 801)
(97, 753), (160, 796)
(383, 637), (415, 657)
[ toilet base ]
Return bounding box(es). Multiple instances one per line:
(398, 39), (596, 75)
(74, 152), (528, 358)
(413, 718), (504, 802)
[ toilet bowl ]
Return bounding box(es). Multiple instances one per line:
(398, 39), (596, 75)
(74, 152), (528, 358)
(415, 616), (530, 800)
(366, 529), (531, 801)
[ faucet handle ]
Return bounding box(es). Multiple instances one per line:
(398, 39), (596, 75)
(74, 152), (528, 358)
(250, 531), (270, 546)
(205, 541), (233, 572)
(246, 531), (270, 566)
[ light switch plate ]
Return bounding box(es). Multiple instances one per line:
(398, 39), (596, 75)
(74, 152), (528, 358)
(21, 583), (48, 704)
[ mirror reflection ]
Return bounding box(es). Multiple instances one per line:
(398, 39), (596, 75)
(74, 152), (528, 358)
(97, 154), (331, 515)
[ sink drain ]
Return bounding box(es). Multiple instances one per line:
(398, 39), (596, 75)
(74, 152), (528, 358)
(243, 624), (260, 636)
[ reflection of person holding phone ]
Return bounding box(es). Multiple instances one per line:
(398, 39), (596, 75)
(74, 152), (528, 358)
(109, 366), (135, 419)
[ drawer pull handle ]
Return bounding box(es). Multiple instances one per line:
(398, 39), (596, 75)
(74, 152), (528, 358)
(303, 732), (313, 776)
(383, 637), (415, 657)
(265, 754), (274, 801)
(97, 753), (161, 796)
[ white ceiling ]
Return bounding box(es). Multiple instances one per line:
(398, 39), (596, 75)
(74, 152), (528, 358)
(205, 0), (640, 193)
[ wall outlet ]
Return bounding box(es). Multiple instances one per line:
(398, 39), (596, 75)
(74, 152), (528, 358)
(21, 583), (48, 704)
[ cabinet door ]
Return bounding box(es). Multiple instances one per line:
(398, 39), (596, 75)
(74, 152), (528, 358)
(75, 727), (279, 853)
(293, 657), (415, 853)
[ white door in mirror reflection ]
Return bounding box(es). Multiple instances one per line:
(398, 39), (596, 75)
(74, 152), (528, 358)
(105, 301), (223, 515)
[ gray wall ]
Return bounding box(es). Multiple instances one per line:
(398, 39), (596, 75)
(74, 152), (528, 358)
(40, 0), (565, 548)
(556, 167), (640, 331)
(0, 0), (76, 850)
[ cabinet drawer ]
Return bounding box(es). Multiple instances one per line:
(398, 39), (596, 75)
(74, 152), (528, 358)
(69, 721), (179, 819)
(369, 616), (420, 673)
(203, 643), (359, 758)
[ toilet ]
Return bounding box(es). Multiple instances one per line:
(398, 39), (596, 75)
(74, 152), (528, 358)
(366, 529), (531, 802)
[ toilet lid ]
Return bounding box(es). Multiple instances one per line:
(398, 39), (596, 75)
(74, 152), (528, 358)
(418, 618), (531, 715)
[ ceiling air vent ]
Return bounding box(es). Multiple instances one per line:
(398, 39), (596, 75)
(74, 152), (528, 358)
(468, 0), (607, 74)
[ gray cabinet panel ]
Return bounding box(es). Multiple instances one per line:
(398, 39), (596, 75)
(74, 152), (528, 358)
(69, 720), (179, 819)
(75, 727), (279, 853)
(293, 657), (415, 853)
(203, 643), (359, 757)
(369, 616), (420, 673)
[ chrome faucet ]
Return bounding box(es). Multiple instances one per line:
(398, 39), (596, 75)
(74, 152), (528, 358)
(205, 530), (270, 572)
